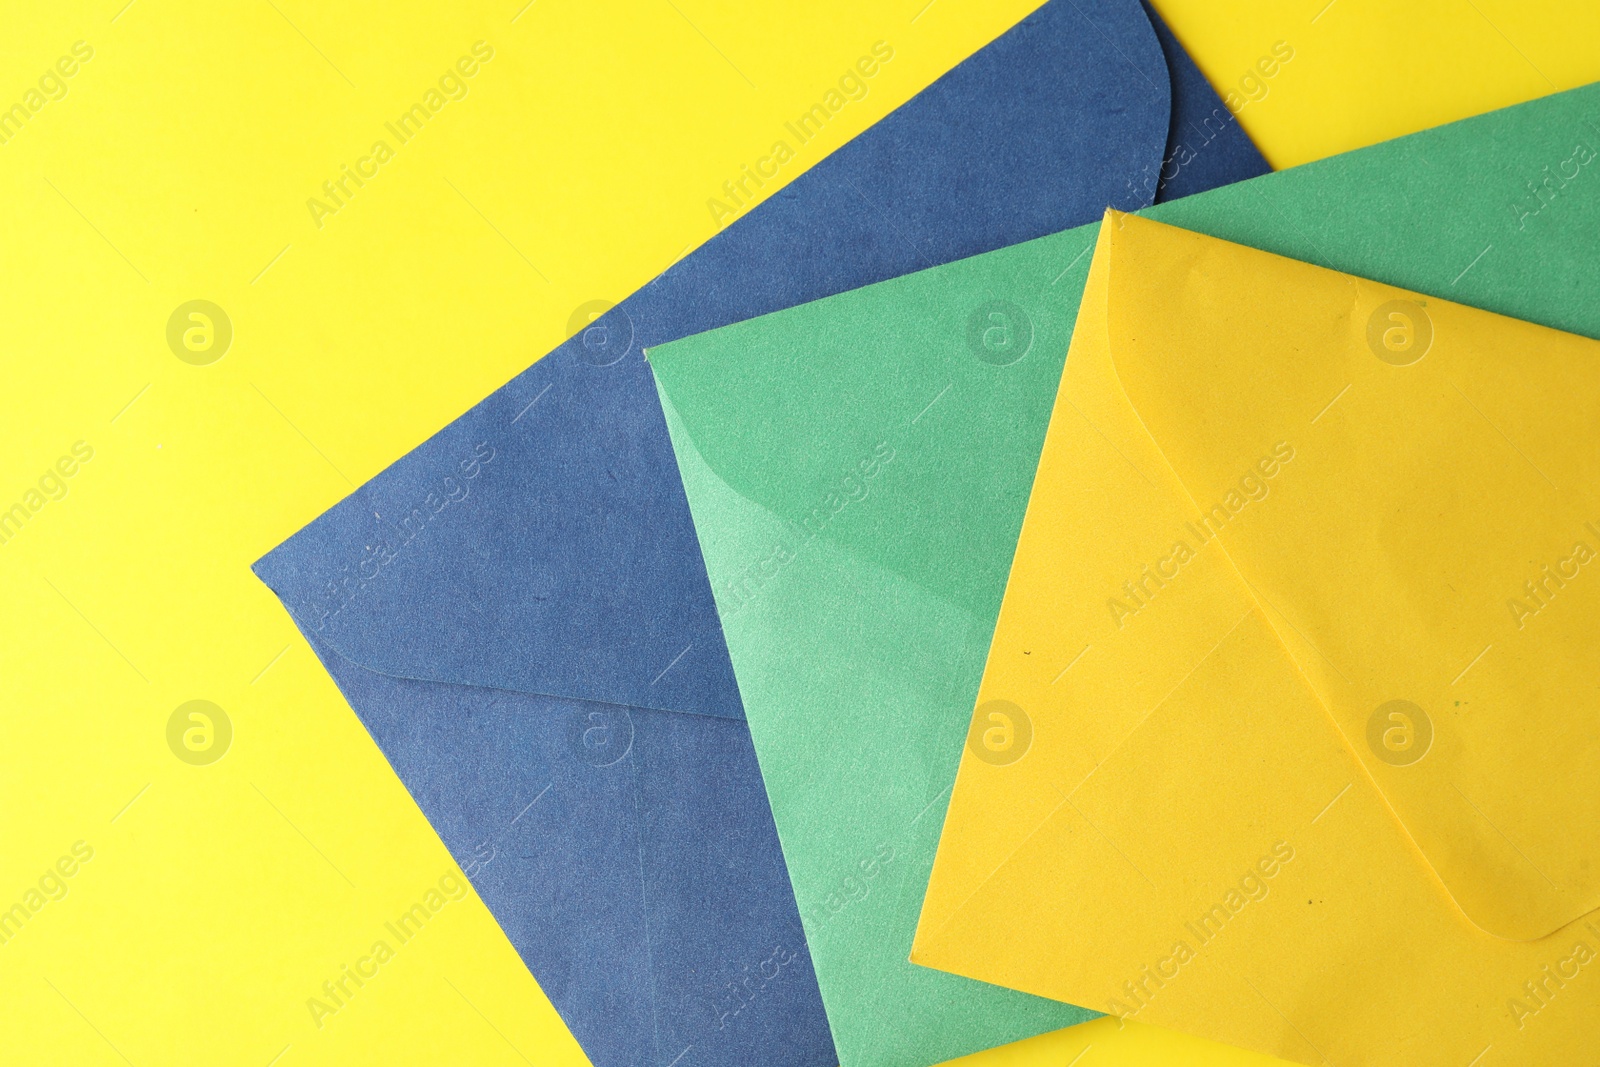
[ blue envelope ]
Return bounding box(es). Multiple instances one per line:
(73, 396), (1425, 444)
(252, 4), (1267, 1067)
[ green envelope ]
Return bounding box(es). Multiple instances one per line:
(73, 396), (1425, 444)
(648, 82), (1600, 1067)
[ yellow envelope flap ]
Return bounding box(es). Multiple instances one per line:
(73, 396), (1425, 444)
(913, 217), (1600, 1066)
(1102, 213), (1600, 939)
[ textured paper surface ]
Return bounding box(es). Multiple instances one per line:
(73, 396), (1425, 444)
(656, 224), (1098, 1067)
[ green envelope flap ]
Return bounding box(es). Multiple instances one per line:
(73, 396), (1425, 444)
(652, 244), (1090, 624)
(653, 228), (1100, 1067)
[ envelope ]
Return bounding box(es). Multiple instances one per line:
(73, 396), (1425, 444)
(1104, 215), (1600, 939)
(250, 4), (1267, 1067)
(649, 81), (1600, 1067)
(911, 226), (1600, 1061)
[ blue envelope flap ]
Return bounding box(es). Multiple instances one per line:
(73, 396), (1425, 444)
(254, 346), (744, 720)
(1140, 0), (1270, 202)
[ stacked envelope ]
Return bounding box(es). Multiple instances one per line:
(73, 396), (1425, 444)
(254, 1), (1600, 1064)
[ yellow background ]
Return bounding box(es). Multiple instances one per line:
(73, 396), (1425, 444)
(0, 1), (1594, 1064)
(1156, 0), (1600, 168)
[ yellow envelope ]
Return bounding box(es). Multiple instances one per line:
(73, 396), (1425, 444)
(914, 214), (1600, 1066)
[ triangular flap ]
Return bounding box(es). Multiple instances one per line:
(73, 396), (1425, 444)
(1100, 213), (1600, 939)
(253, 346), (745, 722)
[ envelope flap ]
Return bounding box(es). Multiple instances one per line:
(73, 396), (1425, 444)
(254, 346), (745, 721)
(1100, 213), (1600, 939)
